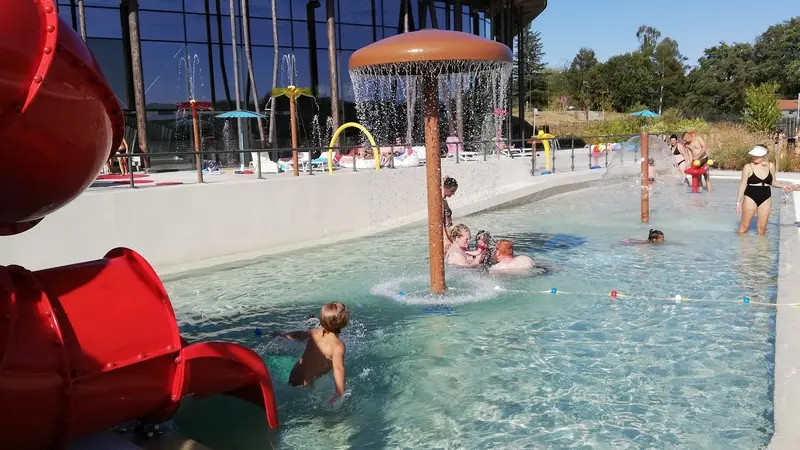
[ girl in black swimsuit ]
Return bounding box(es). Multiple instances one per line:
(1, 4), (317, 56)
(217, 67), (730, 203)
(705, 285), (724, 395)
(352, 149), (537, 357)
(736, 145), (794, 235)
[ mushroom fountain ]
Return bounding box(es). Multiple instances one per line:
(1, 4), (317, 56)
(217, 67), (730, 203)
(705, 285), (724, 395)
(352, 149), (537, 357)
(349, 30), (513, 293)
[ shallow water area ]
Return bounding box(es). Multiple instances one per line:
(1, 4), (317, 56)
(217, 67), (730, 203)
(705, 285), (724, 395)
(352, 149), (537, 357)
(166, 180), (780, 449)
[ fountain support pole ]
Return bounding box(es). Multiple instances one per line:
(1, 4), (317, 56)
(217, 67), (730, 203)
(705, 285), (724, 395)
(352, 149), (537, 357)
(289, 94), (299, 177)
(640, 131), (649, 223)
(191, 100), (203, 184)
(423, 74), (446, 294)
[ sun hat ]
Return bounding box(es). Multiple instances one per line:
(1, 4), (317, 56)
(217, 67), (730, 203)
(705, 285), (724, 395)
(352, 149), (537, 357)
(748, 146), (768, 157)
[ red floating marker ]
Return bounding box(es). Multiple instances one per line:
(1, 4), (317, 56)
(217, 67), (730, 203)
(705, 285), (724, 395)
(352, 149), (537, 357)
(610, 290), (618, 298)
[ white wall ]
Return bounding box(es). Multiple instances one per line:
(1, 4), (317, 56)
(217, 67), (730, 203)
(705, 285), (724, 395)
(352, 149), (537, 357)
(0, 159), (609, 275)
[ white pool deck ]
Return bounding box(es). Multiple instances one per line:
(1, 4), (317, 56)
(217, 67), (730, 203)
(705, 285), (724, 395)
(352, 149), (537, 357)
(25, 164), (800, 449)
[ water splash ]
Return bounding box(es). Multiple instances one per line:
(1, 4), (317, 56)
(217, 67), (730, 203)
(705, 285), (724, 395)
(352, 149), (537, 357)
(178, 52), (207, 101)
(348, 60), (512, 149)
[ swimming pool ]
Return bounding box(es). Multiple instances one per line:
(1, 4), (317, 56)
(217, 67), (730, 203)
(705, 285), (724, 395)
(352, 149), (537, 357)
(166, 180), (780, 449)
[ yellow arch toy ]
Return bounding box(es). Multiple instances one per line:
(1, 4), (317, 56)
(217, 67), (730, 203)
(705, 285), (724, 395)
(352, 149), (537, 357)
(327, 122), (380, 173)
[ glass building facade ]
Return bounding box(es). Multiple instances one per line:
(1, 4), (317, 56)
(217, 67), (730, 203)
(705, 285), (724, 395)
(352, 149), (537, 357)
(56, 1), (492, 113)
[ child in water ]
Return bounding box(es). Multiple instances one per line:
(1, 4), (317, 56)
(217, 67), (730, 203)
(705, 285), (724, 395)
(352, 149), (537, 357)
(271, 302), (349, 404)
(467, 230), (493, 267)
(648, 158), (658, 185)
(621, 229), (665, 245)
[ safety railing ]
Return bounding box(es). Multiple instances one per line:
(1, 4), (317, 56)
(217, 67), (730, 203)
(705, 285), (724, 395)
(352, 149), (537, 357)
(106, 133), (651, 189)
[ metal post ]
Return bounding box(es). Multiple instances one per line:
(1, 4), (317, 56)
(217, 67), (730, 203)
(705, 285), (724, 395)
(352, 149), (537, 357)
(228, 0), (245, 172)
(531, 139), (536, 175)
(290, 95), (299, 176)
(588, 145), (592, 170)
(570, 137), (575, 171)
(77, 0), (87, 40)
(191, 101), (204, 184)
(641, 132), (649, 223)
(551, 141), (556, 173)
(256, 149), (262, 179)
(605, 147), (609, 168)
(517, 6), (525, 163)
(423, 75), (446, 294)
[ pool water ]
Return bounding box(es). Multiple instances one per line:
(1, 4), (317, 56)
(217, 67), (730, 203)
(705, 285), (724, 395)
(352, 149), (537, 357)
(166, 180), (782, 449)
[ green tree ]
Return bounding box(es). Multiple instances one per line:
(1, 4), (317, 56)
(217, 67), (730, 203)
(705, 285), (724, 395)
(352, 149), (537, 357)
(653, 37), (687, 114)
(512, 26), (547, 108)
(752, 17), (800, 98)
(566, 48), (599, 117)
(636, 25), (662, 58)
(597, 52), (655, 111)
(543, 66), (571, 109)
(743, 82), (782, 133)
(683, 42), (755, 117)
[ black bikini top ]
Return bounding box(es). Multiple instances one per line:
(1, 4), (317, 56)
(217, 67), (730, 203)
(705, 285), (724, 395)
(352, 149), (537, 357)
(747, 165), (772, 186)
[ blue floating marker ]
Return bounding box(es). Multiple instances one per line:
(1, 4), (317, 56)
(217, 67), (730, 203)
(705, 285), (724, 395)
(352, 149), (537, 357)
(541, 171), (552, 176)
(254, 328), (263, 336)
(591, 165), (601, 170)
(550, 288), (558, 294)
(743, 296), (750, 304)
(397, 291), (406, 297)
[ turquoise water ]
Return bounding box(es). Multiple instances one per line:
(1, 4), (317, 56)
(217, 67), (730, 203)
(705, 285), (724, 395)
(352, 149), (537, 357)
(166, 180), (781, 449)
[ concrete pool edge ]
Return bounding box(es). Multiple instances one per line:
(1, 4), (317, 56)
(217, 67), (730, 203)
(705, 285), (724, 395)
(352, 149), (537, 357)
(768, 192), (800, 449)
(157, 169), (628, 280)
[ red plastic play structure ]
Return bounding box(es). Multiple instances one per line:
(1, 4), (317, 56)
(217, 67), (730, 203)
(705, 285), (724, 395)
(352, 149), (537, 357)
(684, 165), (709, 193)
(0, 2), (278, 448)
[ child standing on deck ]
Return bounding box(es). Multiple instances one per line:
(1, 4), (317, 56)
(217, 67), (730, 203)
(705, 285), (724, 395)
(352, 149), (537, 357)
(271, 302), (349, 404)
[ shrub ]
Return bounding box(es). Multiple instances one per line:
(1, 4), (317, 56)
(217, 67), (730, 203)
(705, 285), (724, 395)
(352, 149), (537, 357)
(706, 123), (771, 170)
(579, 113), (710, 144)
(743, 83), (782, 134)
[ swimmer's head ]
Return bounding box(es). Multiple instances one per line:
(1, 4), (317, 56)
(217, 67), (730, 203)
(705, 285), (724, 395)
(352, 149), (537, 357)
(495, 239), (514, 258)
(648, 158), (655, 166)
(451, 224), (471, 247)
(669, 134), (678, 143)
(475, 230), (492, 247)
(648, 229), (665, 243)
(319, 302), (349, 334)
(682, 131), (693, 144)
(443, 176), (458, 197)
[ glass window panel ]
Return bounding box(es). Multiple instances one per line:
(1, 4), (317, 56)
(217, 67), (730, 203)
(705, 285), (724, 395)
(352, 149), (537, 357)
(185, 13), (209, 42)
(142, 41), (189, 106)
(184, 0), (215, 14)
(275, 0), (291, 18)
(292, 20), (307, 48)
(185, 43), (214, 102)
(316, 22), (329, 49)
(381, 0), (400, 28)
(316, 50), (330, 99)
(248, 46), (275, 110)
(85, 7), (122, 38)
(208, 14), (242, 44)
(139, 0), (183, 12)
(86, 38), (129, 108)
(58, 4), (75, 31)
(209, 44), (247, 109)
(214, 0), (239, 16)
(338, 0), (372, 25)
(339, 50), (354, 103)
(339, 24), (372, 50)
(462, 13), (471, 33)
(382, 26), (397, 39)
(247, 0), (271, 18)
(139, 11), (185, 41)
(435, 7), (446, 30)
(85, 0), (119, 6)
(248, 18), (291, 46)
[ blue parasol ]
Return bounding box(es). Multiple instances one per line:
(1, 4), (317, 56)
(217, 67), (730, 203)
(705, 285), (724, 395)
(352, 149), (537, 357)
(630, 109), (660, 119)
(215, 110), (266, 119)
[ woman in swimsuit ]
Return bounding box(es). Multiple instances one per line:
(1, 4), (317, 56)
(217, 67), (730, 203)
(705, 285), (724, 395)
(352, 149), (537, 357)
(736, 145), (794, 235)
(669, 134), (689, 185)
(446, 224), (485, 268)
(442, 177), (458, 251)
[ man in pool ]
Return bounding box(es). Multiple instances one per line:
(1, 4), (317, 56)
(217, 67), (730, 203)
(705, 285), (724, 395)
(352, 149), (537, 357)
(271, 302), (349, 404)
(683, 131), (711, 191)
(489, 240), (536, 274)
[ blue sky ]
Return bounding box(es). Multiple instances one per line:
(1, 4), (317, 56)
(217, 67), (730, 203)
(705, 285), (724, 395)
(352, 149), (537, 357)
(535, 0), (799, 68)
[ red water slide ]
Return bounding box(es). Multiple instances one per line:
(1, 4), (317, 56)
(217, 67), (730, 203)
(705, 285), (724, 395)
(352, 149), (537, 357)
(0, 1), (279, 448)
